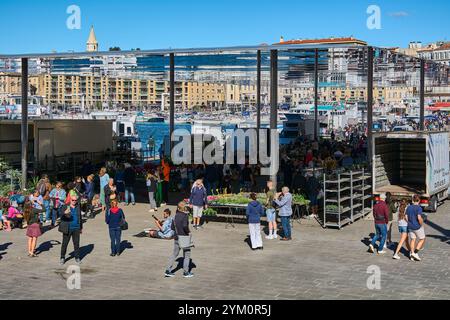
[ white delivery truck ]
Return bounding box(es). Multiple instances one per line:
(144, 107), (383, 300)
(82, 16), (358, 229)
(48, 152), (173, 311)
(372, 131), (449, 212)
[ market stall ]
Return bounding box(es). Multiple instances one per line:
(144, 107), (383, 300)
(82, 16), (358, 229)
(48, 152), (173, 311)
(188, 193), (311, 228)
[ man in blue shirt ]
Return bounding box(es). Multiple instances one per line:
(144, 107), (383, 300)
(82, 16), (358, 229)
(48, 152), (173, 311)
(406, 195), (426, 261)
(148, 209), (175, 239)
(59, 195), (83, 265)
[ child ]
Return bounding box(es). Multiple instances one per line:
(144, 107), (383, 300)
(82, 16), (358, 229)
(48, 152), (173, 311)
(24, 201), (42, 257)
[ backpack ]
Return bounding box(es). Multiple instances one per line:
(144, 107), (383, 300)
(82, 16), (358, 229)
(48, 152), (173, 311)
(37, 181), (47, 196)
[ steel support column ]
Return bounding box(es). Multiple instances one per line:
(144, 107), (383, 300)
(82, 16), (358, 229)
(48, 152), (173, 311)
(169, 53), (175, 151)
(314, 49), (319, 141)
(21, 58), (28, 190)
(256, 50), (261, 152)
(419, 59), (425, 131)
(367, 47), (374, 166)
(270, 50), (278, 187)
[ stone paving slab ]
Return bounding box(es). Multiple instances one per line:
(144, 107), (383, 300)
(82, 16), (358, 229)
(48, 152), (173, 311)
(0, 200), (449, 300)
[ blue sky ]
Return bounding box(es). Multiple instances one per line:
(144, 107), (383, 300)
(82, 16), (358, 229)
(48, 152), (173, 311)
(0, 0), (449, 54)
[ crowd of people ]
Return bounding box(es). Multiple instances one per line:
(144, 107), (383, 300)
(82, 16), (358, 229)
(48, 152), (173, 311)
(369, 193), (427, 261)
(0, 127), (431, 278)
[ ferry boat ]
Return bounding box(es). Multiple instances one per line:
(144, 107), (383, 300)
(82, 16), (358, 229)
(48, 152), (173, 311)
(0, 95), (46, 119)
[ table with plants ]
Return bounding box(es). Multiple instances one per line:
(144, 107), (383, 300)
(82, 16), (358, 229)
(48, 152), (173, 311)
(187, 193), (311, 228)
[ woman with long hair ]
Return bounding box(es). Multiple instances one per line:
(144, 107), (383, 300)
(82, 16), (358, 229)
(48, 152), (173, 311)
(393, 200), (409, 260)
(25, 200), (42, 257)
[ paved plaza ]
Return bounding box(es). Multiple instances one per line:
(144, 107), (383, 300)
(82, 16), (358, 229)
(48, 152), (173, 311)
(0, 198), (449, 300)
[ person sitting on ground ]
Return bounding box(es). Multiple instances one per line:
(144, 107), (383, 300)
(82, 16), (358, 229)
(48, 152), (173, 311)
(147, 209), (175, 239)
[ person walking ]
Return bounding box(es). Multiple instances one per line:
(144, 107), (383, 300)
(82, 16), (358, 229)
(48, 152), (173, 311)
(24, 201), (42, 257)
(105, 199), (125, 257)
(99, 167), (110, 212)
(274, 187), (293, 241)
(246, 193), (264, 250)
(84, 175), (95, 219)
(164, 202), (194, 278)
(123, 163), (136, 206)
(189, 179), (208, 229)
(407, 195), (426, 261)
(393, 200), (410, 260)
(146, 170), (158, 213)
(265, 180), (277, 240)
(49, 182), (66, 227)
(386, 192), (397, 247)
(59, 194), (83, 265)
(369, 193), (389, 254)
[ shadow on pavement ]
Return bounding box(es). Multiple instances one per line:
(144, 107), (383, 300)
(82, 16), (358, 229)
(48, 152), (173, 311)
(120, 240), (134, 254)
(35, 240), (61, 255)
(68, 244), (94, 261)
(171, 257), (197, 274)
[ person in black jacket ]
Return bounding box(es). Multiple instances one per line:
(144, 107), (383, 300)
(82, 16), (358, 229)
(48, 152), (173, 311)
(59, 194), (83, 265)
(123, 164), (136, 206)
(164, 202), (194, 278)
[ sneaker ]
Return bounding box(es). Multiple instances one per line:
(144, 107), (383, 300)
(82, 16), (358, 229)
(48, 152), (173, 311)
(149, 209), (156, 213)
(60, 258), (65, 265)
(392, 254), (400, 260)
(75, 258), (82, 264)
(110, 253), (116, 257)
(165, 270), (175, 278)
(273, 233), (278, 239)
(265, 235), (274, 240)
(368, 244), (375, 253)
(183, 272), (194, 278)
(411, 253), (422, 261)
(377, 250), (386, 254)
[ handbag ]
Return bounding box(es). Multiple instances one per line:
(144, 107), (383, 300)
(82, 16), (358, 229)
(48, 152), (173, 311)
(58, 219), (70, 234)
(119, 211), (128, 231)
